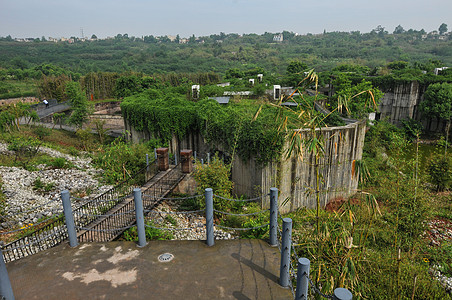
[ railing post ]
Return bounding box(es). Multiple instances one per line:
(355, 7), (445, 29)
(207, 152), (210, 164)
(146, 154), (150, 181)
(279, 218), (292, 287)
(295, 258), (310, 299)
(194, 151), (197, 160)
(269, 187), (278, 246)
(133, 188), (147, 247)
(333, 288), (353, 300)
(174, 153), (178, 165)
(205, 188), (214, 246)
(61, 190), (78, 248)
(201, 158), (204, 166)
(154, 148), (157, 160)
(0, 250), (14, 300)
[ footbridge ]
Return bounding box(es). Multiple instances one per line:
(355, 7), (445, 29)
(0, 148), (186, 262)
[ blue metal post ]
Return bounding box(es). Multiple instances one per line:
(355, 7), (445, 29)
(279, 218), (292, 287)
(205, 188), (214, 246)
(207, 153), (210, 164)
(333, 288), (353, 300)
(0, 250), (14, 300)
(269, 187), (278, 246)
(295, 258), (310, 299)
(61, 190), (78, 247)
(174, 153), (178, 165)
(154, 148), (157, 160)
(146, 154), (149, 168)
(133, 188), (147, 247)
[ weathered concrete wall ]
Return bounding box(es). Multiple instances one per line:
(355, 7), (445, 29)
(258, 121), (366, 213)
(0, 97), (39, 106)
(379, 81), (422, 126)
(89, 114), (124, 130)
(378, 81), (446, 132)
(124, 119), (366, 213)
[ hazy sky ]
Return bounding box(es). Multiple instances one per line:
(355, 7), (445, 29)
(1, 0), (451, 38)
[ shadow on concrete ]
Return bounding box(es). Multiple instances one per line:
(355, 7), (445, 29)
(232, 291), (252, 300)
(231, 252), (279, 284)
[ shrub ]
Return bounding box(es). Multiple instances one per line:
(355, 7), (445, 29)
(122, 221), (173, 241)
(95, 138), (150, 184)
(427, 153), (452, 192)
(192, 155), (234, 210)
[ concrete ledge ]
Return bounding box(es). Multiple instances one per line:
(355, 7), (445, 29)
(7, 240), (292, 299)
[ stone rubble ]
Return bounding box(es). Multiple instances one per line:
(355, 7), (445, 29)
(425, 218), (452, 294)
(0, 142), (112, 229)
(148, 201), (235, 241)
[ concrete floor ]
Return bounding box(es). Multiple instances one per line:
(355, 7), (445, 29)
(6, 240), (293, 300)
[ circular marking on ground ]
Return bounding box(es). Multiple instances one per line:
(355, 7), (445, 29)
(158, 253), (174, 262)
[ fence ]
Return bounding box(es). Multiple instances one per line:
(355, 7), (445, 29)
(277, 217), (353, 300)
(1, 186), (353, 299)
(0, 159), (159, 263)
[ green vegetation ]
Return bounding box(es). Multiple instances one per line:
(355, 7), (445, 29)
(121, 87), (287, 164)
(285, 120), (451, 299)
(122, 221), (173, 241)
(0, 28), (451, 299)
(1, 29), (452, 76)
(94, 138), (156, 184)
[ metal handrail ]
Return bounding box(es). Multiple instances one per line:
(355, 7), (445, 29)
(1, 161), (158, 262)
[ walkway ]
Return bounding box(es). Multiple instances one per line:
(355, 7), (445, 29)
(6, 240), (292, 300)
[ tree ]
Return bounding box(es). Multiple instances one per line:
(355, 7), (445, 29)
(419, 82), (452, 152)
(439, 23), (448, 35)
(66, 82), (92, 129)
(393, 25), (405, 34)
(285, 60), (308, 86)
(91, 34), (97, 40)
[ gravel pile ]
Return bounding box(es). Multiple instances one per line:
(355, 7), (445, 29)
(149, 201), (235, 241)
(0, 143), (112, 229)
(426, 218), (452, 294)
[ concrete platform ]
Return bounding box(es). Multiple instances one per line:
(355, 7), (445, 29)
(6, 240), (293, 299)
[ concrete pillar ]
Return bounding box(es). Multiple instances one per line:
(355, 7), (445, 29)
(333, 288), (353, 300)
(0, 250), (14, 300)
(156, 148), (169, 171)
(279, 218), (292, 287)
(180, 150), (193, 173)
(295, 258), (310, 299)
(133, 188), (147, 247)
(269, 188), (278, 246)
(205, 188), (214, 246)
(61, 190), (78, 248)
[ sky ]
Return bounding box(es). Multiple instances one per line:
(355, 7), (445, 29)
(0, 0), (451, 39)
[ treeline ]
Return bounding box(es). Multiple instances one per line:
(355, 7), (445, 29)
(36, 71), (222, 101)
(0, 28), (451, 76)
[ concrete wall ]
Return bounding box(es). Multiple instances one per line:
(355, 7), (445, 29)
(124, 118), (366, 213)
(378, 81), (446, 132)
(258, 121), (366, 213)
(379, 81), (422, 126)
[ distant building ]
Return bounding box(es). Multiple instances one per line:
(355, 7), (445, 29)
(257, 74), (263, 83)
(273, 33), (283, 42)
(192, 85), (200, 99)
(434, 67), (449, 75)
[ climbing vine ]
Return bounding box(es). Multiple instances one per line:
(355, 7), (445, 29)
(121, 87), (286, 163)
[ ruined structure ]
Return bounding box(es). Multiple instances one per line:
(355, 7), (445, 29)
(125, 119), (366, 214)
(378, 81), (447, 132)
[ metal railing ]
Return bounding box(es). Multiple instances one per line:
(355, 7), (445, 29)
(1, 161), (159, 262)
(75, 163), (184, 243)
